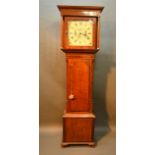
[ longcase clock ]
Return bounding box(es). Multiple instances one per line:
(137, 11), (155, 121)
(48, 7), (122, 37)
(57, 5), (104, 147)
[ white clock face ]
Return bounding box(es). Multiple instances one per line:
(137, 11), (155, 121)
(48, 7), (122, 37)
(67, 20), (93, 46)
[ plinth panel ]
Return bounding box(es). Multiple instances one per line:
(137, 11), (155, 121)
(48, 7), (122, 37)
(62, 113), (95, 143)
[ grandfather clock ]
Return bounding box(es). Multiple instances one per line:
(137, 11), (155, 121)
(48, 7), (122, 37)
(57, 5), (104, 147)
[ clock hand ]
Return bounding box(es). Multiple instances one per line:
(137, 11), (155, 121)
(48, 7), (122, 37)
(79, 32), (87, 37)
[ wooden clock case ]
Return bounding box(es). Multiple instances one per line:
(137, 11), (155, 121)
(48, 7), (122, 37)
(57, 5), (104, 147)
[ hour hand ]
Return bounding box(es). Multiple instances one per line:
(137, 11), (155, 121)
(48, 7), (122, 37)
(79, 32), (86, 37)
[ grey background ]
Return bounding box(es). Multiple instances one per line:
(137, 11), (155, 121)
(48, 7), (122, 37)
(39, 1), (115, 153)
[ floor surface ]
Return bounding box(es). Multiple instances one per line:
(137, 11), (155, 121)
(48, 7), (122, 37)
(39, 126), (116, 155)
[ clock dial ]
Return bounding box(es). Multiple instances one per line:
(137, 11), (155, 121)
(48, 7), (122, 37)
(68, 20), (93, 46)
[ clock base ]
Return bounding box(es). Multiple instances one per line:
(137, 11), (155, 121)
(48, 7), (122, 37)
(62, 112), (95, 146)
(61, 142), (96, 147)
